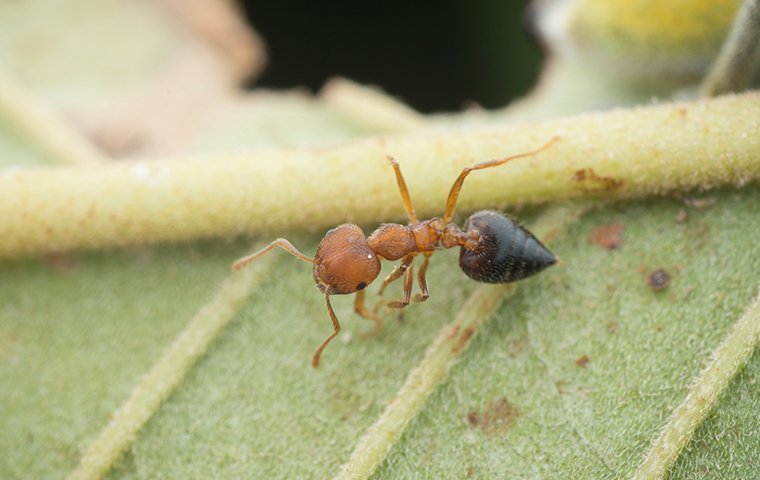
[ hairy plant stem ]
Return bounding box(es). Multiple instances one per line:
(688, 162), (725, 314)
(0, 92), (758, 260)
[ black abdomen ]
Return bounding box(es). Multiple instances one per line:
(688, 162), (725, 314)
(459, 210), (556, 283)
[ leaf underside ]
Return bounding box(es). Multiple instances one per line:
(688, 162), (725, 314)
(1, 186), (758, 479)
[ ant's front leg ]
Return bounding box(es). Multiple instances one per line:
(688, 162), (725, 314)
(311, 293), (341, 368)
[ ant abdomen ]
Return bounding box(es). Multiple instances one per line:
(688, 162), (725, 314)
(459, 210), (556, 283)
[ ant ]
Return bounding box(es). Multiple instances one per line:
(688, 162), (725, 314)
(233, 137), (559, 368)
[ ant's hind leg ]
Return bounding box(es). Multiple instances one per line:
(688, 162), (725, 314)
(413, 253), (431, 303)
(354, 290), (383, 337)
(232, 238), (315, 271)
(312, 294), (341, 368)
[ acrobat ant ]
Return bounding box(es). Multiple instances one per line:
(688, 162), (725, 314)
(233, 137), (559, 368)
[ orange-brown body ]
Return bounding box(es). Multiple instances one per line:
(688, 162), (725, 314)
(366, 218), (480, 261)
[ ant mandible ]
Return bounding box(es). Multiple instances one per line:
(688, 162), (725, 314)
(233, 137), (559, 368)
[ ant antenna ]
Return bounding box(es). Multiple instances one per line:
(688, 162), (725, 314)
(443, 136), (560, 223)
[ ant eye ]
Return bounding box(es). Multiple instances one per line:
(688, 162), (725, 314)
(459, 210), (556, 283)
(313, 224), (381, 294)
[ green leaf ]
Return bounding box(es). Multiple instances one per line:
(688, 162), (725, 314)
(0, 243), (236, 479)
(372, 190), (760, 479)
(2, 186), (759, 479)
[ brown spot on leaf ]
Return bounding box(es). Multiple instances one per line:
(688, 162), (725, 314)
(573, 168), (624, 192)
(575, 354), (590, 368)
(648, 269), (671, 291)
(451, 327), (475, 354)
(467, 398), (520, 436)
(607, 320), (618, 333)
(466, 412), (480, 426)
(589, 222), (624, 250)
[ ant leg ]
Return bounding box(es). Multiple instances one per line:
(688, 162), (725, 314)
(232, 238), (315, 271)
(354, 289), (383, 336)
(413, 253), (431, 303)
(388, 262), (415, 309)
(387, 156), (418, 223)
(376, 254), (415, 297)
(442, 136), (559, 223)
(312, 294), (340, 368)
(374, 254), (415, 312)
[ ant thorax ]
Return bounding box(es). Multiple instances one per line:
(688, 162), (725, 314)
(366, 223), (415, 260)
(367, 217), (481, 261)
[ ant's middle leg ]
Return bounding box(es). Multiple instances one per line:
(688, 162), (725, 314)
(376, 254), (415, 297)
(388, 261), (415, 309)
(373, 254), (415, 313)
(413, 252), (432, 303)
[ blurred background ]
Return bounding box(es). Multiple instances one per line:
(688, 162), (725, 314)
(240, 1), (540, 112)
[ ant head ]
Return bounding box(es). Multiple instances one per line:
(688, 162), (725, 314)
(313, 224), (381, 295)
